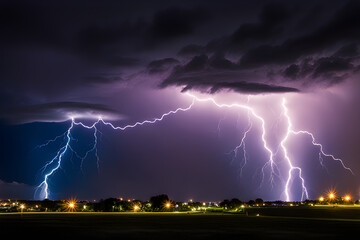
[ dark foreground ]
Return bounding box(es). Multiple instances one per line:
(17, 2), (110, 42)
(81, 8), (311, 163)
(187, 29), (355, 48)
(1, 207), (360, 239)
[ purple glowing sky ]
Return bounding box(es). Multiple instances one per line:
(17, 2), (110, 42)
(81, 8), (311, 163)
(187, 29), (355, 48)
(0, 0), (359, 201)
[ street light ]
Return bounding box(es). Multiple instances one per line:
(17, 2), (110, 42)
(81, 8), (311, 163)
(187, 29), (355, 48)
(164, 201), (171, 210)
(20, 204), (25, 214)
(66, 201), (76, 212)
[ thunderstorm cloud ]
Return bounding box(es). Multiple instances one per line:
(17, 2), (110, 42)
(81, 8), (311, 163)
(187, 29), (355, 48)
(1, 0), (360, 202)
(0, 0), (359, 120)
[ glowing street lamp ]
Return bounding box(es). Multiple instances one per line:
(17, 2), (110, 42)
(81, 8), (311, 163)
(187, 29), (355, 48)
(328, 192), (335, 200)
(68, 202), (75, 210)
(344, 195), (351, 201)
(20, 204), (25, 214)
(66, 200), (77, 212)
(134, 205), (139, 212)
(164, 201), (171, 210)
(319, 197), (324, 202)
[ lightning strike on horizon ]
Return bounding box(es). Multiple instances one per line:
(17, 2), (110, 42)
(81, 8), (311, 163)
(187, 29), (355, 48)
(185, 93), (280, 188)
(281, 98), (353, 201)
(35, 120), (74, 199)
(281, 98), (309, 202)
(35, 93), (352, 201)
(35, 100), (196, 199)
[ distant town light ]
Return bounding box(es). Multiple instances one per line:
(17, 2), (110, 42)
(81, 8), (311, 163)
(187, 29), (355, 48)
(66, 198), (77, 212)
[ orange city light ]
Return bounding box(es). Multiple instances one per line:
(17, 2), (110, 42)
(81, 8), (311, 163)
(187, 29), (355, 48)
(65, 197), (78, 212)
(319, 197), (324, 202)
(344, 195), (351, 201)
(68, 201), (76, 209)
(165, 201), (171, 208)
(328, 192), (335, 199)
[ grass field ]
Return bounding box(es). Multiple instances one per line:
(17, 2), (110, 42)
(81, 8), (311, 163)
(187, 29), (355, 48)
(1, 207), (360, 239)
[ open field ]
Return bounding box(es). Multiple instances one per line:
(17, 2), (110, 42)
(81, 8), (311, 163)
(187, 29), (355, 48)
(1, 207), (360, 239)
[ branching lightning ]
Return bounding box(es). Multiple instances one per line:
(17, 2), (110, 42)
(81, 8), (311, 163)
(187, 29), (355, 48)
(35, 120), (74, 199)
(35, 100), (196, 199)
(228, 111), (252, 177)
(281, 98), (309, 201)
(281, 98), (353, 201)
(35, 93), (353, 201)
(186, 93), (280, 188)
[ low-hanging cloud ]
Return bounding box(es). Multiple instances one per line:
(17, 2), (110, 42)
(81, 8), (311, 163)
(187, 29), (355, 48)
(2, 101), (124, 124)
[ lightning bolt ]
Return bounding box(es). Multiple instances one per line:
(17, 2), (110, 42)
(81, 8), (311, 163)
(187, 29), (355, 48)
(35, 120), (74, 199)
(281, 98), (309, 201)
(35, 99), (196, 199)
(228, 109), (252, 177)
(35, 93), (352, 201)
(281, 98), (353, 201)
(185, 93), (280, 187)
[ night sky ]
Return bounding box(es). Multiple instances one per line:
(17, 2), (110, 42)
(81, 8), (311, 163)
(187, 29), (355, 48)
(1, 0), (360, 202)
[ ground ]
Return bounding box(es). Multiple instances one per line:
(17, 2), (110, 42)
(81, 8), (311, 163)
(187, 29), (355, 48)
(1, 206), (360, 239)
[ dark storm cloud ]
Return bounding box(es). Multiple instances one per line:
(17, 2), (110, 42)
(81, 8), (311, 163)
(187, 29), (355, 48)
(158, 1), (360, 94)
(209, 82), (299, 94)
(0, 1), (210, 104)
(2, 102), (123, 124)
(147, 58), (180, 74)
(229, 3), (291, 48)
(83, 75), (123, 84)
(281, 55), (357, 85)
(150, 6), (208, 40)
(160, 53), (299, 94)
(238, 1), (360, 68)
(1, 0), (360, 123)
(177, 44), (206, 57)
(333, 43), (358, 58)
